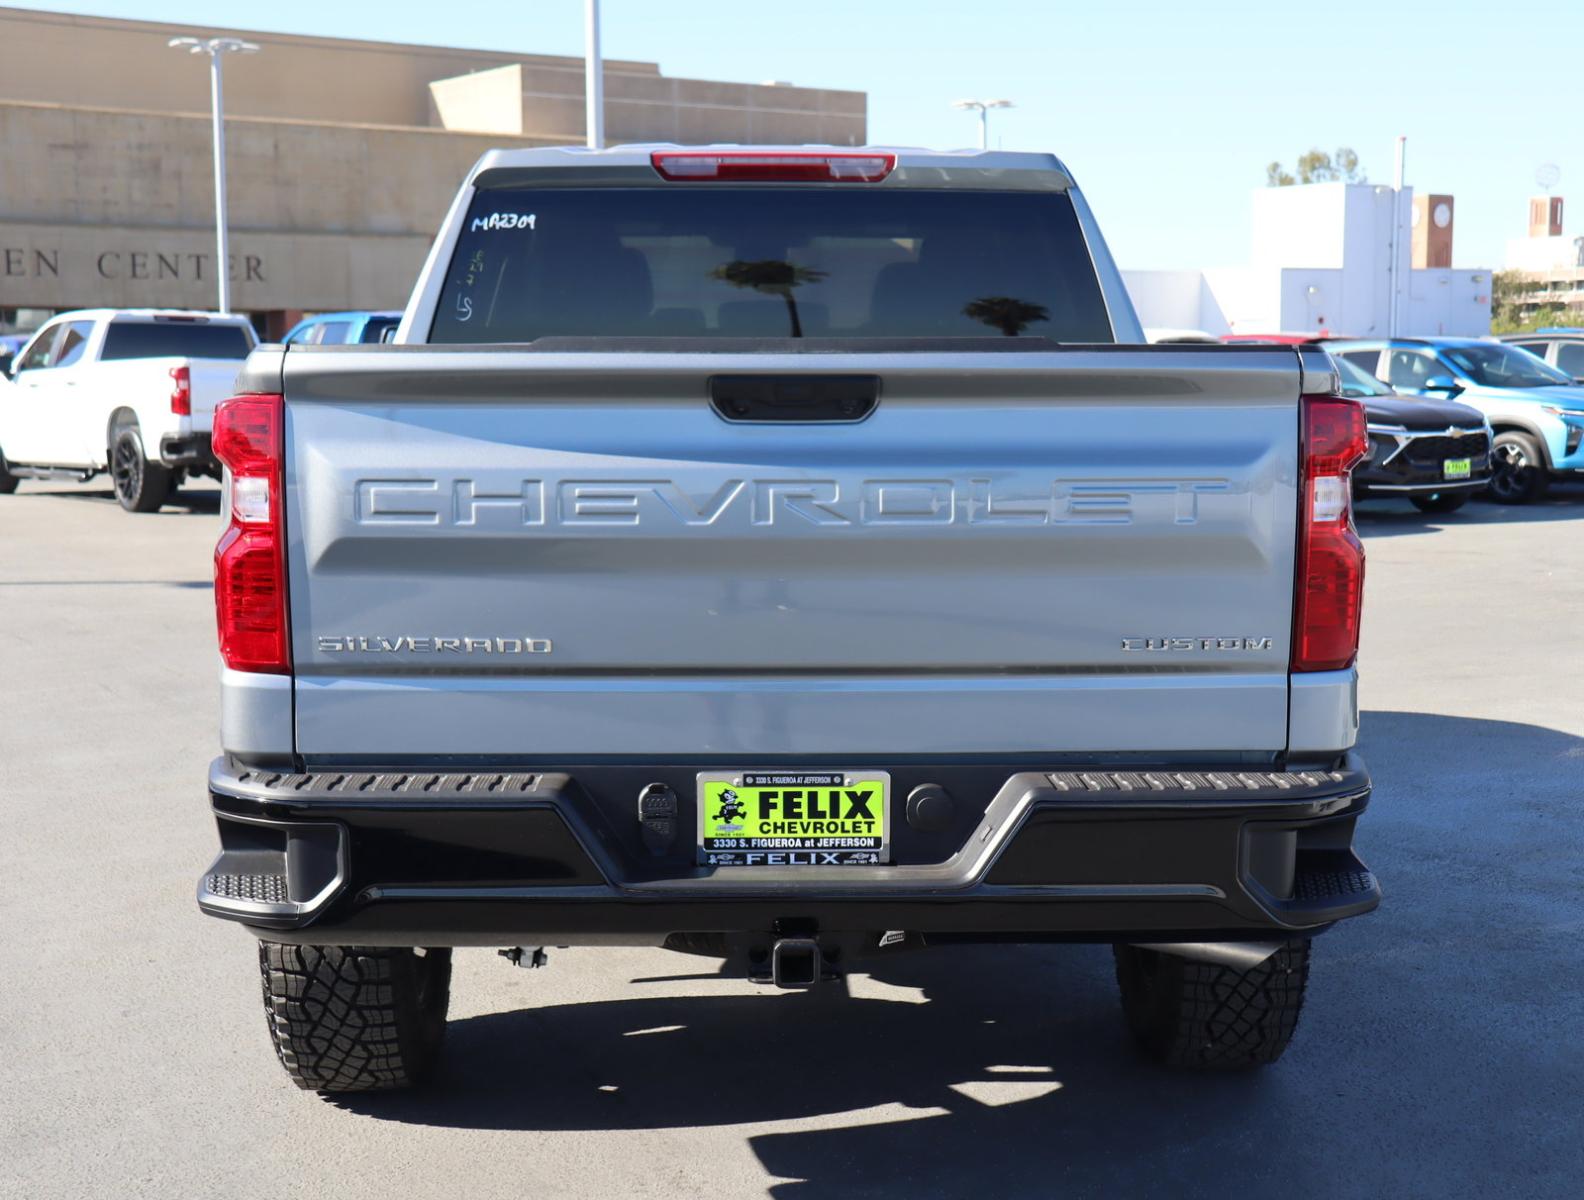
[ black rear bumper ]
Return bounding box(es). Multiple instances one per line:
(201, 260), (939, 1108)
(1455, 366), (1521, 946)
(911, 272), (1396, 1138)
(157, 432), (218, 475)
(197, 755), (1379, 947)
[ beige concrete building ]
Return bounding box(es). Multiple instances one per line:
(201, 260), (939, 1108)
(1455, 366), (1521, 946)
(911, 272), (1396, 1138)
(1500, 196), (1584, 322)
(0, 6), (865, 336)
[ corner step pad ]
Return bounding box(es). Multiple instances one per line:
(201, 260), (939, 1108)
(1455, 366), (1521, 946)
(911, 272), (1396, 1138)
(1294, 866), (1377, 903)
(206, 872), (288, 904)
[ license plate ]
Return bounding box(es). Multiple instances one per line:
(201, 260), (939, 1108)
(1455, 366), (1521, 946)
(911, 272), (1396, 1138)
(698, 771), (889, 866)
(1443, 457), (1472, 480)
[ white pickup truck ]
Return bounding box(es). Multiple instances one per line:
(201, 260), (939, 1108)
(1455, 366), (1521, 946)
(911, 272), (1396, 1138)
(0, 309), (256, 510)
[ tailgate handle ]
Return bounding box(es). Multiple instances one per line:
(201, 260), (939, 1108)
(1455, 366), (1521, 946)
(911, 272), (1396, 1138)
(709, 375), (879, 423)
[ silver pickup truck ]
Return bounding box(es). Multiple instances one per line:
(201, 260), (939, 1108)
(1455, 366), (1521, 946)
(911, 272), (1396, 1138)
(196, 146), (1379, 1092)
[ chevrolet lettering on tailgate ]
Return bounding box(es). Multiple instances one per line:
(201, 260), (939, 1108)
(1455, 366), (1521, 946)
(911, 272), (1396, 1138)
(698, 772), (890, 866)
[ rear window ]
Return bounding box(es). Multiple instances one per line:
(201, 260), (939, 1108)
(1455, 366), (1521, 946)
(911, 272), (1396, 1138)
(100, 321), (253, 361)
(430, 187), (1114, 344)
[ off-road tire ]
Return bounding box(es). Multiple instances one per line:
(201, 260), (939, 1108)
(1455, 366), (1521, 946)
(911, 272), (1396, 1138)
(109, 425), (173, 512)
(1113, 940), (1310, 1069)
(0, 448), (17, 494)
(1410, 491), (1469, 514)
(258, 943), (452, 1093)
(1486, 430), (1550, 505)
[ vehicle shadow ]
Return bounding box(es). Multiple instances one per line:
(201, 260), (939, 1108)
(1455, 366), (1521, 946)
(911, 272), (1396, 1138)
(20, 483), (220, 515)
(166, 486), (221, 516)
(1355, 486), (1584, 537)
(334, 712), (1584, 1198)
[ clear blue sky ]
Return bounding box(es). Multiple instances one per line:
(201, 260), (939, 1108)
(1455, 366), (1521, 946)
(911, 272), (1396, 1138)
(31, 0), (1581, 271)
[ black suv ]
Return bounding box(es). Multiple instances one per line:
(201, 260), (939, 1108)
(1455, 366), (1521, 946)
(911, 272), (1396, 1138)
(1334, 353), (1493, 513)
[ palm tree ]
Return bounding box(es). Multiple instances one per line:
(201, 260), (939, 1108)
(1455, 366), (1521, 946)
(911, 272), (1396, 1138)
(963, 296), (1050, 337)
(711, 260), (828, 337)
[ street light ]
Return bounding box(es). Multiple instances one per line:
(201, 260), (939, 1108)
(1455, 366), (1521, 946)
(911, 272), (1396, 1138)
(585, 0), (604, 149)
(952, 98), (1013, 150)
(168, 36), (259, 314)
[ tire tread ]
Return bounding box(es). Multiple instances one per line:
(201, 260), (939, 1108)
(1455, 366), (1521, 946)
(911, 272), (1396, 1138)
(1114, 940), (1310, 1069)
(258, 942), (450, 1093)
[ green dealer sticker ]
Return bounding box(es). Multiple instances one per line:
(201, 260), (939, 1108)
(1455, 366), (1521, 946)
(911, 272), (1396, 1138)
(697, 771), (890, 866)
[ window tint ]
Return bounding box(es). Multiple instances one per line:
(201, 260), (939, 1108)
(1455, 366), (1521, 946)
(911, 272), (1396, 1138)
(1440, 343), (1571, 388)
(360, 318), (400, 344)
(431, 187), (1115, 343)
(1339, 350), (1381, 375)
(1510, 341), (1549, 357)
(1386, 350), (1439, 389)
(1556, 343), (1584, 376)
(100, 321), (253, 361)
(54, 321), (95, 368)
(17, 327), (60, 371)
(1335, 355), (1391, 397)
(312, 321), (353, 346)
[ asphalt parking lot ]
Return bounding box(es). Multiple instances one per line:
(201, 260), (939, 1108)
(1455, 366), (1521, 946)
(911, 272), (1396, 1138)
(3, 480), (1582, 1200)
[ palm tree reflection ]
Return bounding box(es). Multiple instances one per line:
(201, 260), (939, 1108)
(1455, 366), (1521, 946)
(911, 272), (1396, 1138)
(963, 296), (1050, 337)
(710, 260), (828, 337)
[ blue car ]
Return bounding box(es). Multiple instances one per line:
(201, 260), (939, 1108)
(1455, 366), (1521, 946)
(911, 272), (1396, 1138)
(1325, 337), (1584, 503)
(0, 332), (29, 375)
(282, 310), (402, 347)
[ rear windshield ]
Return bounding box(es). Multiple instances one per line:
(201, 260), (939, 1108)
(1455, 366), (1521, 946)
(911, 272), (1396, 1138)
(430, 187), (1114, 343)
(100, 321), (254, 361)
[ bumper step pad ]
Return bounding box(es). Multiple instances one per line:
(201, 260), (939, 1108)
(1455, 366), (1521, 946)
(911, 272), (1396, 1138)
(1046, 767), (1349, 799)
(1294, 864), (1378, 903)
(206, 872), (289, 904)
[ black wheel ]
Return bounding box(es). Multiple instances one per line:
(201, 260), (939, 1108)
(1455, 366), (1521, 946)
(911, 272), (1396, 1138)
(1486, 431), (1550, 505)
(1410, 491), (1469, 514)
(1113, 940), (1310, 1068)
(0, 447), (17, 494)
(109, 426), (173, 512)
(259, 943), (452, 1093)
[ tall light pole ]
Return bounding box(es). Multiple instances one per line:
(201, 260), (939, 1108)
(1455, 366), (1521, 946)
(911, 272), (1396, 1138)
(1388, 134), (1406, 338)
(168, 36), (259, 314)
(952, 98), (1013, 150)
(585, 0), (604, 149)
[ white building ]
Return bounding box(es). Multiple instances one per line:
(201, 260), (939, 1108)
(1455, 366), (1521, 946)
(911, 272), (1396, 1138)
(1125, 182), (1492, 339)
(1501, 196), (1584, 321)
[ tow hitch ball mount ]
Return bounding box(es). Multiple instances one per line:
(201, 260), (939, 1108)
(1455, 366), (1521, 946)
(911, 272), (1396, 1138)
(750, 922), (843, 988)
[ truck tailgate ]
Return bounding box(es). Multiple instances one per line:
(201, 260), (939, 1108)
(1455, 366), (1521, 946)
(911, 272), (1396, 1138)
(282, 346), (1301, 758)
(186, 357), (249, 433)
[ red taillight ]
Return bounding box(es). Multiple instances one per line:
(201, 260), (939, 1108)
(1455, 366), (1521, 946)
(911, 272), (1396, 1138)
(169, 365), (191, 416)
(1293, 394), (1367, 672)
(650, 150), (896, 183)
(213, 393), (289, 674)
